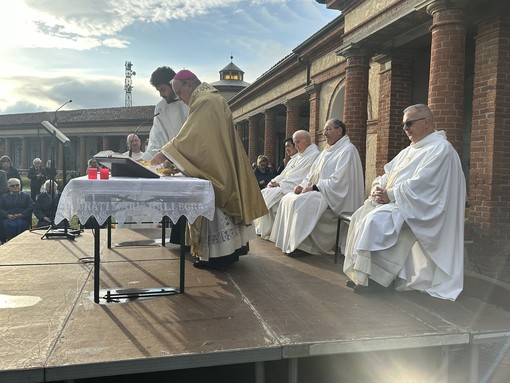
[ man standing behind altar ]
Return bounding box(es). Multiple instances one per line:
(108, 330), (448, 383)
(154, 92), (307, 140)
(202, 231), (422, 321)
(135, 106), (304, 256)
(140, 66), (189, 161)
(151, 69), (267, 269)
(256, 130), (320, 240)
(123, 134), (144, 160)
(270, 119), (364, 256)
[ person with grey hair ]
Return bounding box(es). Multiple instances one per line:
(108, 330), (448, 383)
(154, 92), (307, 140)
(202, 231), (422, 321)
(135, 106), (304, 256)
(151, 69), (267, 269)
(27, 157), (47, 202)
(256, 130), (320, 240)
(0, 178), (33, 243)
(343, 104), (466, 300)
(123, 133), (145, 160)
(34, 179), (60, 228)
(271, 119), (364, 256)
(0, 155), (22, 190)
(253, 155), (276, 190)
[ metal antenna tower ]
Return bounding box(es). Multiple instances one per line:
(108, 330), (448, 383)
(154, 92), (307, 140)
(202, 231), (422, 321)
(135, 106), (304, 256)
(124, 61), (136, 107)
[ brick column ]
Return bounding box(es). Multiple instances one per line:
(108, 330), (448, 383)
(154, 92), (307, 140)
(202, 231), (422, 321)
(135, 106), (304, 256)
(338, 44), (370, 166)
(306, 83), (322, 144)
(237, 120), (249, 154)
(40, 138), (48, 165)
(374, 54), (413, 174)
(101, 136), (110, 150)
(248, 116), (258, 165)
(263, 109), (276, 167)
(21, 139), (28, 169)
(79, 137), (87, 175)
(284, 99), (301, 137)
(425, 0), (466, 153)
(235, 123), (242, 137)
(4, 138), (11, 159)
(469, 15), (510, 263)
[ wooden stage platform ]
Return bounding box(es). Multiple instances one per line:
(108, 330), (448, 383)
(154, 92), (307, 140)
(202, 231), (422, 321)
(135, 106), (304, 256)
(1, 228), (510, 383)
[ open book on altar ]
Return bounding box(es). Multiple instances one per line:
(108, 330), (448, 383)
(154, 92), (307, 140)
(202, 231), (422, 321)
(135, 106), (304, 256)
(94, 151), (160, 178)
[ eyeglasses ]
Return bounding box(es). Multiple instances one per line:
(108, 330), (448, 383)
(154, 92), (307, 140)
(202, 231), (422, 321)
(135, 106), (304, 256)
(401, 117), (426, 129)
(8, 184), (20, 188)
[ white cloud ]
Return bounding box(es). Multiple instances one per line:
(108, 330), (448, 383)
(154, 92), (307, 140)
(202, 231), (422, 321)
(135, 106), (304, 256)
(0, 0), (337, 114)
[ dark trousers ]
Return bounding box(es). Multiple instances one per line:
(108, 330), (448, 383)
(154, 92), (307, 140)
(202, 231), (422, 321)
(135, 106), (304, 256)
(1, 218), (29, 242)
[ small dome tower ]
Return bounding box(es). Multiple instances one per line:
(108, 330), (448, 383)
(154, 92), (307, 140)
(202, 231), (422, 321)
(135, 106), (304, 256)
(211, 55), (250, 101)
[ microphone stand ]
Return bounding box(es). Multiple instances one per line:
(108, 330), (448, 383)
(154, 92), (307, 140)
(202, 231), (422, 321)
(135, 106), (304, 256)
(41, 100), (81, 240)
(129, 112), (160, 158)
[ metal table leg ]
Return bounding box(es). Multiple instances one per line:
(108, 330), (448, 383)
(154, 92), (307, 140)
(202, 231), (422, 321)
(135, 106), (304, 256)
(92, 216), (186, 303)
(288, 358), (298, 383)
(179, 216), (186, 293)
(161, 216), (166, 247)
(93, 221), (101, 304)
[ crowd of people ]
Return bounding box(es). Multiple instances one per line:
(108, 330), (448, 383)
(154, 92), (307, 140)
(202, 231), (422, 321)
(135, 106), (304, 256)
(144, 67), (465, 301)
(0, 154), (63, 244)
(251, 105), (464, 301)
(0, 64), (467, 301)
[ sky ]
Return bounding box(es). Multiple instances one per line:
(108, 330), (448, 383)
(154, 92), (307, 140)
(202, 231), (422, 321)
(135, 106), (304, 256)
(0, 0), (339, 115)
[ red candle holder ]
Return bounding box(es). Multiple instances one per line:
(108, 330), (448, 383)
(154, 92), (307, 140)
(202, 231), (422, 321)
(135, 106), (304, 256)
(87, 167), (98, 179)
(100, 167), (110, 179)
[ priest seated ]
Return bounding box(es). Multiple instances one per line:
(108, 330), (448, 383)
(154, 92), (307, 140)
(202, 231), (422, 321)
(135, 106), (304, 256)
(343, 104), (466, 301)
(270, 119), (364, 256)
(256, 130), (320, 240)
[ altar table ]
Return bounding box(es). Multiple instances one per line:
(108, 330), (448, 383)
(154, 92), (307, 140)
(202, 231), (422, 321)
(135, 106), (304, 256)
(55, 175), (215, 303)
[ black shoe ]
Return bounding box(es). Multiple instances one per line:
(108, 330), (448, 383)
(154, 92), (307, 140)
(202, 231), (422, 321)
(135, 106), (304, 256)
(285, 249), (309, 257)
(192, 260), (227, 270)
(346, 280), (356, 288)
(353, 280), (386, 294)
(192, 260), (214, 270)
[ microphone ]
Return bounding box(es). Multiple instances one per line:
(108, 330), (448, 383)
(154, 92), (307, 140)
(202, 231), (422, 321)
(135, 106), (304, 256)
(129, 112), (160, 158)
(41, 121), (71, 146)
(52, 99), (72, 125)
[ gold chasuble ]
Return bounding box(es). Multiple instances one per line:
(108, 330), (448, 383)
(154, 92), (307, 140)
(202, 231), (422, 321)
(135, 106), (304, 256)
(161, 83), (267, 239)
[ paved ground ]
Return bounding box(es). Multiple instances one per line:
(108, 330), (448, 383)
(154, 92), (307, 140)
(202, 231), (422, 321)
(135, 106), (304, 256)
(1, 228), (510, 383)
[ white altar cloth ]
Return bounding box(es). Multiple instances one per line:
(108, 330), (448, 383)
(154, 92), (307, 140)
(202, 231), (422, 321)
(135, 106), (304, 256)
(55, 176), (215, 226)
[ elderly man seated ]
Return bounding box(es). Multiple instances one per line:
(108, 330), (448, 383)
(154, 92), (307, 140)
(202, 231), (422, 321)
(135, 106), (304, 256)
(343, 104), (466, 301)
(34, 180), (61, 228)
(0, 178), (33, 243)
(270, 119), (364, 255)
(257, 130), (319, 240)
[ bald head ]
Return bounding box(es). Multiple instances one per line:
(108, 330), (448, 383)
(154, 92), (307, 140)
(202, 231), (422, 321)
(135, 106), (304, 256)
(403, 104), (434, 123)
(402, 104), (435, 143)
(126, 134), (141, 152)
(292, 130), (312, 153)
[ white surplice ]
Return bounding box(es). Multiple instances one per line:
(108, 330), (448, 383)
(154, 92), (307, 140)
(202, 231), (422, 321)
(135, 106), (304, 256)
(122, 150), (144, 160)
(343, 130), (466, 301)
(196, 208), (256, 261)
(140, 99), (189, 160)
(270, 135), (364, 255)
(257, 144), (320, 239)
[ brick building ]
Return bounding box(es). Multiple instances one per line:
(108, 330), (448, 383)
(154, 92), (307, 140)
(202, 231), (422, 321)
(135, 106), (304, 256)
(229, 0), (509, 279)
(0, 59), (249, 178)
(0, 0), (507, 278)
(0, 106), (155, 176)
